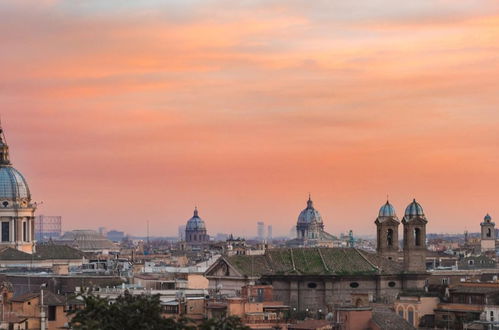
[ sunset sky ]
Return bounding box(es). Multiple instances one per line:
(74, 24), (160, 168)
(2, 0), (499, 237)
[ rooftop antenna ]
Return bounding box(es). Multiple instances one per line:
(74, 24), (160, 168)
(147, 220), (150, 246)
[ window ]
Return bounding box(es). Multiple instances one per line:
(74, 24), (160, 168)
(398, 307), (404, 317)
(388, 281), (396, 288)
(308, 282), (317, 289)
(23, 221), (27, 242)
(442, 278), (449, 285)
(1, 222), (9, 242)
(48, 306), (56, 321)
(487, 228), (492, 238)
(408, 308), (414, 325)
(349, 282), (359, 288)
(387, 229), (393, 247)
(414, 228), (421, 246)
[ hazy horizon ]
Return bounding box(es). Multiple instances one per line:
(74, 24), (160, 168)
(2, 1), (499, 237)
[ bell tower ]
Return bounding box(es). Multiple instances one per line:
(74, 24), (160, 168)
(480, 214), (496, 252)
(402, 199), (427, 273)
(375, 200), (399, 260)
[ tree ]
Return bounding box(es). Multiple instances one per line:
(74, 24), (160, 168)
(69, 291), (184, 330)
(69, 291), (249, 330)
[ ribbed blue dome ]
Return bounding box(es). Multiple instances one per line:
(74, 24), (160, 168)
(484, 214), (492, 222)
(405, 199), (424, 218)
(0, 166), (30, 201)
(186, 208), (206, 230)
(297, 197), (323, 224)
(379, 201), (396, 217)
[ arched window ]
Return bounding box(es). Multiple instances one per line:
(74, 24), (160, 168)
(387, 229), (393, 247)
(414, 228), (421, 246)
(398, 306), (404, 317)
(407, 307), (414, 325)
(487, 228), (492, 238)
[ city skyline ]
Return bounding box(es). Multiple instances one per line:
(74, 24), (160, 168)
(2, 1), (499, 236)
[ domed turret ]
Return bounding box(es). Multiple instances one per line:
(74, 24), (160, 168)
(484, 214), (492, 223)
(404, 199), (425, 219)
(297, 196), (323, 224)
(379, 200), (396, 218)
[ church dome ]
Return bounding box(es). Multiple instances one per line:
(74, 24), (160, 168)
(0, 166), (31, 201)
(484, 214), (492, 222)
(404, 199), (425, 218)
(186, 208), (206, 230)
(0, 126), (31, 202)
(297, 196), (323, 224)
(379, 201), (396, 217)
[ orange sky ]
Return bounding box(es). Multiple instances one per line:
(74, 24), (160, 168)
(2, 1), (499, 237)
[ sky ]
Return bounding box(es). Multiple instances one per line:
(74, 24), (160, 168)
(1, 0), (499, 237)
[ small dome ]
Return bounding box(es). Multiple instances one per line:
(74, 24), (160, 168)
(379, 201), (396, 217)
(484, 214), (492, 222)
(186, 208), (206, 230)
(404, 199), (425, 218)
(0, 166), (31, 201)
(297, 196), (323, 224)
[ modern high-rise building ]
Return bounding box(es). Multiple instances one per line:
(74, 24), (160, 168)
(257, 221), (265, 241)
(34, 215), (62, 241)
(267, 225), (273, 240)
(178, 225), (186, 240)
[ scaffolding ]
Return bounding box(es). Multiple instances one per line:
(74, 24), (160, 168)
(35, 215), (62, 241)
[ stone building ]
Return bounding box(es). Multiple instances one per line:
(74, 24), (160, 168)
(185, 207), (209, 245)
(480, 213), (495, 252)
(375, 200), (400, 261)
(0, 125), (36, 254)
(205, 199), (430, 313)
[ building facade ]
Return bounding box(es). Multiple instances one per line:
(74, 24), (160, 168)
(0, 125), (36, 254)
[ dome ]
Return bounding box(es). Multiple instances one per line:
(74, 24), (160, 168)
(0, 166), (31, 201)
(404, 199), (425, 218)
(297, 196), (323, 224)
(186, 208), (206, 231)
(379, 201), (396, 217)
(484, 214), (492, 222)
(58, 229), (116, 251)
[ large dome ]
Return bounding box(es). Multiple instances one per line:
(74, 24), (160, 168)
(297, 197), (323, 224)
(379, 201), (396, 217)
(0, 166), (31, 201)
(404, 199), (425, 218)
(58, 229), (116, 251)
(186, 208), (206, 230)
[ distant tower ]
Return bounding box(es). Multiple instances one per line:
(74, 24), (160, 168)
(402, 199), (428, 272)
(0, 123), (36, 253)
(480, 214), (496, 252)
(267, 225), (273, 241)
(348, 230), (354, 248)
(257, 222), (265, 241)
(375, 200), (400, 260)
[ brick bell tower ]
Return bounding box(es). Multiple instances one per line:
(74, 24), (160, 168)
(402, 199), (428, 273)
(375, 200), (400, 261)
